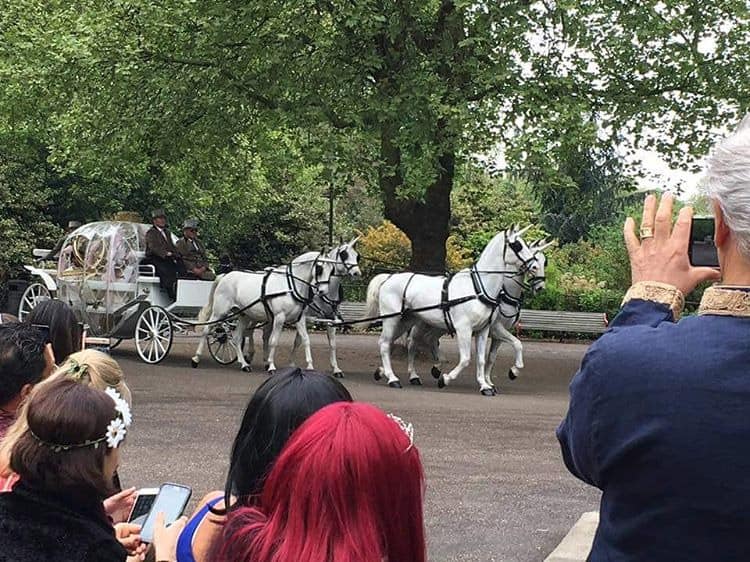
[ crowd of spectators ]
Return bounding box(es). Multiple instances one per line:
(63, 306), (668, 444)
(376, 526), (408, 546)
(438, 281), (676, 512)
(4, 120), (750, 561)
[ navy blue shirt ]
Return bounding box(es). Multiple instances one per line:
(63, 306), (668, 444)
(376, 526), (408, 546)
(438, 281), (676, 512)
(558, 299), (750, 561)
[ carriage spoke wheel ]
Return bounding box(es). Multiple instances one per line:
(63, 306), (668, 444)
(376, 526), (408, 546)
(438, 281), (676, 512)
(208, 323), (244, 365)
(18, 283), (52, 321)
(135, 306), (173, 364)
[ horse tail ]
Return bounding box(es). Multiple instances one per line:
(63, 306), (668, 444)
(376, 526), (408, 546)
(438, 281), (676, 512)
(364, 273), (390, 326)
(198, 274), (223, 322)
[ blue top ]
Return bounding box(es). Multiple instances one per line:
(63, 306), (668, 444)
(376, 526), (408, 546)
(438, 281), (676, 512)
(176, 497), (223, 562)
(558, 298), (750, 561)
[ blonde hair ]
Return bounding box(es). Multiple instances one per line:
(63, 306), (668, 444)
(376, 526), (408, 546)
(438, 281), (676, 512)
(0, 350), (132, 477)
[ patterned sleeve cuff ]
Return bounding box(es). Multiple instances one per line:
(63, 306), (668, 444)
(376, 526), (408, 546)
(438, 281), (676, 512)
(621, 281), (685, 319)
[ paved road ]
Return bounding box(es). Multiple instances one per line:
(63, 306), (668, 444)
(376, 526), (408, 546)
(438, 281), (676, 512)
(113, 332), (599, 562)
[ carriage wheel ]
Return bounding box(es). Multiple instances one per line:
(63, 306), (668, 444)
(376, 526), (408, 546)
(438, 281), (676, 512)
(208, 323), (245, 365)
(18, 283), (52, 321)
(135, 306), (173, 364)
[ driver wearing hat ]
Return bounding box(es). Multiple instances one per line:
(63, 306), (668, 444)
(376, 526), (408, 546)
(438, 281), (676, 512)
(176, 218), (215, 280)
(145, 208), (182, 299)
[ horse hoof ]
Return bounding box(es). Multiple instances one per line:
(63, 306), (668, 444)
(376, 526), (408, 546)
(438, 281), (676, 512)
(268, 369), (276, 376)
(388, 381), (403, 389)
(437, 375), (446, 389)
(508, 369), (517, 381)
(409, 378), (422, 386)
(264, 363), (270, 371)
(333, 371), (345, 379)
(191, 359), (199, 369)
(431, 366), (441, 379)
(492, 385), (498, 394)
(481, 388), (494, 397)
(241, 365), (252, 373)
(373, 367), (383, 381)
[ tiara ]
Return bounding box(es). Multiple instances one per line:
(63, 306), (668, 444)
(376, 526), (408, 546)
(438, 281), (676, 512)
(31, 387), (132, 452)
(387, 413), (415, 452)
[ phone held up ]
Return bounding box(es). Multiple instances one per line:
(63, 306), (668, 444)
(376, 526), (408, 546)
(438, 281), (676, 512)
(138, 483), (192, 543)
(688, 217), (720, 268)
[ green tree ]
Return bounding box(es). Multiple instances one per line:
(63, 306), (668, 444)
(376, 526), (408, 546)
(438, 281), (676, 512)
(2, 1), (749, 271)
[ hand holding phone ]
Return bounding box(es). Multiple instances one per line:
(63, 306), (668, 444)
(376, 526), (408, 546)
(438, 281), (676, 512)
(153, 512), (189, 562)
(139, 483), (192, 543)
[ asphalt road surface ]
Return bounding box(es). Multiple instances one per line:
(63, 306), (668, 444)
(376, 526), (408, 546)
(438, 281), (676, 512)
(112, 331), (600, 562)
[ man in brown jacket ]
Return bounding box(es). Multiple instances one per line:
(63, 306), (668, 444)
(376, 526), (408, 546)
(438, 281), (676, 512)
(145, 209), (181, 299)
(176, 218), (215, 280)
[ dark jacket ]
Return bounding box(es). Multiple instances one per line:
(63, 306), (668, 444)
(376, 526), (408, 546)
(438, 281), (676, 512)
(558, 297), (750, 561)
(176, 236), (209, 271)
(0, 481), (127, 562)
(145, 225), (178, 260)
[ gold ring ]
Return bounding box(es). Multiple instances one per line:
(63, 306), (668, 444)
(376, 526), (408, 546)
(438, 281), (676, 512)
(640, 227), (654, 239)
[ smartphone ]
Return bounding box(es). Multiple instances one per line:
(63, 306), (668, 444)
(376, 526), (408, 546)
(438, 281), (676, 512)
(689, 217), (720, 268)
(127, 488), (159, 526)
(139, 483), (192, 543)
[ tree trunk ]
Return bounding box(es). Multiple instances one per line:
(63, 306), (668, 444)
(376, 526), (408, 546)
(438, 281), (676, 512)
(380, 125), (454, 273)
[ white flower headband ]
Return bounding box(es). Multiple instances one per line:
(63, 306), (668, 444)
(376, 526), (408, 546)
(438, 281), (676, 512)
(387, 413), (415, 452)
(31, 387), (132, 452)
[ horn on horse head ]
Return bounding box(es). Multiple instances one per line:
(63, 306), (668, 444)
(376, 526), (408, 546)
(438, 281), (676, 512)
(348, 235), (360, 246)
(516, 225), (532, 238)
(536, 239), (556, 252)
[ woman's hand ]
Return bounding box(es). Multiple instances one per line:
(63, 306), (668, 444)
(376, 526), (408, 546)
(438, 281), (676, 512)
(624, 193), (721, 295)
(104, 487), (137, 524)
(115, 522), (147, 559)
(152, 512), (188, 562)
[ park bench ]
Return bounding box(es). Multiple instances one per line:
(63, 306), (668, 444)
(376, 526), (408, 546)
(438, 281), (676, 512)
(517, 310), (608, 335)
(337, 302), (609, 335)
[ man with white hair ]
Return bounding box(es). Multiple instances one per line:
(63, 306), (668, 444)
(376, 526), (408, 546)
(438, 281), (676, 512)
(558, 119), (750, 561)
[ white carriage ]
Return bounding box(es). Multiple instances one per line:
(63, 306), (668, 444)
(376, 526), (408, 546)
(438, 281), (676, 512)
(20, 221), (234, 365)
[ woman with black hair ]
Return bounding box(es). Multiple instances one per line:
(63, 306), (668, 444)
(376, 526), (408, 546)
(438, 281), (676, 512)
(175, 367), (352, 562)
(25, 300), (83, 364)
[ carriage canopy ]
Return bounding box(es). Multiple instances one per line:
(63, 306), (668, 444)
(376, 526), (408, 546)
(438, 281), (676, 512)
(56, 221), (157, 335)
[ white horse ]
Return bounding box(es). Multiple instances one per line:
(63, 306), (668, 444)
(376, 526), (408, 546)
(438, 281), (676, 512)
(365, 226), (540, 394)
(191, 251), (334, 373)
(288, 240), (362, 376)
(406, 238), (551, 395)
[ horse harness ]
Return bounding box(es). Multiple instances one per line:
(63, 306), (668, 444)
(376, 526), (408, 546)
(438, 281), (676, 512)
(390, 239), (544, 334)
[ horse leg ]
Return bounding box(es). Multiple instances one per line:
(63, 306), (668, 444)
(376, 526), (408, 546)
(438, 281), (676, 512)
(235, 317), (252, 373)
(429, 329), (444, 380)
(375, 318), (408, 388)
(248, 325), (255, 365)
(327, 325), (344, 378)
(437, 327), (472, 389)
(290, 329), (302, 368)
(506, 331), (524, 381)
(294, 316), (314, 370)
(191, 323), (212, 367)
(485, 336), (502, 392)
(262, 323), (272, 370)
(266, 314), (286, 374)
(406, 325), (422, 386)
(474, 327), (494, 396)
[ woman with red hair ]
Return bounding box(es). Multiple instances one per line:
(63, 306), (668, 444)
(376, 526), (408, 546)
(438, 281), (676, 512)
(217, 402), (426, 562)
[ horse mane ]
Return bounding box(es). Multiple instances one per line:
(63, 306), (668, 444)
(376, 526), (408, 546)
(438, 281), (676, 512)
(476, 232), (507, 266)
(292, 251), (321, 264)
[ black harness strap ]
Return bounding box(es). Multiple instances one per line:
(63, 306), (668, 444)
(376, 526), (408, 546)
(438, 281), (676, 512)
(260, 269), (274, 320)
(441, 274), (456, 336)
(401, 273), (417, 317)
